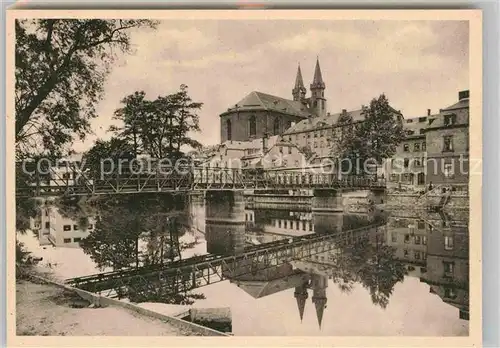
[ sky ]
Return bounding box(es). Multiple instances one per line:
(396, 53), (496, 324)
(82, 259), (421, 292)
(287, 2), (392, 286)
(72, 20), (469, 153)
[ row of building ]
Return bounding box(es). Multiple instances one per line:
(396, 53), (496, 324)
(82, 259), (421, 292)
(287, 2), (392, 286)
(194, 58), (469, 192)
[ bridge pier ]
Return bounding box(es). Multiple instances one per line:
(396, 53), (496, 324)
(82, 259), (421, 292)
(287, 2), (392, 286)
(312, 189), (344, 213)
(205, 190), (245, 256)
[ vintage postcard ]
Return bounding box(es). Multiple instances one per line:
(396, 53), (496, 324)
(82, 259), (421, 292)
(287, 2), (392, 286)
(6, 8), (482, 347)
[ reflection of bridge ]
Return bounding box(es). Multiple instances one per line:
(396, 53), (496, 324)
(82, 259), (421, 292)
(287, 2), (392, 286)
(16, 163), (385, 197)
(65, 221), (385, 297)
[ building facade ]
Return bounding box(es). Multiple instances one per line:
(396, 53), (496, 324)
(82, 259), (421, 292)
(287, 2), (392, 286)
(424, 90), (469, 189)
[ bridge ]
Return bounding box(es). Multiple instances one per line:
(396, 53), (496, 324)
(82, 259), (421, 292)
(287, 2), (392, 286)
(65, 221), (385, 299)
(16, 162), (386, 197)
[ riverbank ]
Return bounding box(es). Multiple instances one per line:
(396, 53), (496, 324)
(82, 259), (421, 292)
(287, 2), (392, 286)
(16, 278), (206, 336)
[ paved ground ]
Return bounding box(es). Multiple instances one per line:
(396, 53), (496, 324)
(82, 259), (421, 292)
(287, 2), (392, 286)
(16, 280), (203, 336)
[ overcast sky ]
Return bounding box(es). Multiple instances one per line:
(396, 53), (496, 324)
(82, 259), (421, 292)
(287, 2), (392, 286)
(72, 20), (469, 153)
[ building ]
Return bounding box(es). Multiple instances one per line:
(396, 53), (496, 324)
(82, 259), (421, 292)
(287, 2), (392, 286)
(424, 90), (469, 189)
(384, 111), (436, 190)
(35, 205), (96, 248)
(220, 58), (403, 173)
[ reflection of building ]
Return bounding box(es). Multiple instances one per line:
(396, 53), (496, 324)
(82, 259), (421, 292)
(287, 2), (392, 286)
(311, 274), (328, 328)
(35, 205), (96, 248)
(419, 212), (469, 321)
(386, 215), (428, 272)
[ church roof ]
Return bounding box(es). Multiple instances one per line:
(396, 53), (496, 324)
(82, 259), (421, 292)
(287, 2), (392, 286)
(221, 91), (313, 119)
(294, 64), (306, 91)
(232, 272), (310, 299)
(282, 108), (366, 135)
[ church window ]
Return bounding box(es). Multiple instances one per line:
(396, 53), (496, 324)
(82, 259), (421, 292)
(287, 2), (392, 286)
(273, 118), (280, 135)
(320, 141), (324, 148)
(313, 100), (318, 108)
(314, 142), (318, 148)
(226, 119), (232, 140)
(249, 115), (256, 137)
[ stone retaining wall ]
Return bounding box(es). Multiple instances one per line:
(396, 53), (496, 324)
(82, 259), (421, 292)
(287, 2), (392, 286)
(25, 273), (229, 337)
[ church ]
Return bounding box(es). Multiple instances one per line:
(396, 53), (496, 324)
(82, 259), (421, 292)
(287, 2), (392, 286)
(219, 59), (403, 164)
(219, 58), (330, 143)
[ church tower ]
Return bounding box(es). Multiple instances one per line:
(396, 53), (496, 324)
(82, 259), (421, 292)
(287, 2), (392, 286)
(292, 64), (307, 102)
(293, 281), (309, 322)
(311, 274), (328, 329)
(310, 58), (327, 117)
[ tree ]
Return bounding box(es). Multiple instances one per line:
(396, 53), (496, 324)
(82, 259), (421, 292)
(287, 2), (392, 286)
(335, 94), (405, 175)
(15, 19), (157, 156)
(109, 91), (147, 157)
(111, 85), (203, 159)
(82, 137), (135, 177)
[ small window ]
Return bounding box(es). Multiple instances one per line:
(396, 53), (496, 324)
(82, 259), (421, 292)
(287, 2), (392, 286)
(302, 221), (306, 231)
(73, 225), (79, 230)
(309, 223), (313, 231)
(403, 250), (409, 258)
(422, 236), (427, 245)
(45, 222), (50, 229)
(278, 220), (282, 228)
(443, 261), (454, 276)
(444, 236), (454, 250)
(414, 235), (422, 245)
(73, 237), (82, 243)
(284, 221), (288, 229)
(295, 160), (299, 166)
(414, 143), (420, 151)
(444, 163), (454, 178)
(63, 238), (71, 243)
(404, 234), (410, 244)
(443, 136), (454, 152)
(404, 158), (409, 168)
(403, 144), (409, 152)
(63, 225), (71, 231)
(407, 130), (415, 135)
(419, 117), (427, 123)
(88, 224), (93, 230)
(415, 251), (421, 260)
(391, 233), (397, 242)
(422, 142), (426, 151)
(288, 147), (292, 155)
(45, 210), (49, 216)
(419, 129), (425, 135)
(283, 160), (288, 166)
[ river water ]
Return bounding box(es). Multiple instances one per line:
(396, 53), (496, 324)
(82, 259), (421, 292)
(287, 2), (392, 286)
(21, 193), (469, 336)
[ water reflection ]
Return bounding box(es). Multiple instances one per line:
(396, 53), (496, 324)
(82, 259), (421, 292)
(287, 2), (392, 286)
(22, 192), (469, 335)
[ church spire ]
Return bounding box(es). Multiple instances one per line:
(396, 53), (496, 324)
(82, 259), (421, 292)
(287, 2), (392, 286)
(311, 274), (328, 329)
(292, 63), (307, 101)
(294, 282), (309, 322)
(309, 57), (327, 117)
(311, 57), (325, 89)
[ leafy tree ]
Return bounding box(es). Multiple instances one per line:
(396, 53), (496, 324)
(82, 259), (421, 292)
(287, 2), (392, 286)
(335, 94), (405, 175)
(111, 85), (203, 159)
(15, 19), (157, 156)
(109, 91), (147, 157)
(82, 137), (135, 177)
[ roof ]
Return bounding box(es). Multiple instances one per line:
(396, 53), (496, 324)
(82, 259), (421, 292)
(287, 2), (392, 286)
(221, 91), (313, 118)
(442, 97), (469, 112)
(282, 108), (366, 135)
(232, 272), (309, 299)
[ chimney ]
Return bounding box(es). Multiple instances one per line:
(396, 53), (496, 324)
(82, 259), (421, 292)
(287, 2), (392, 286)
(458, 90), (469, 100)
(427, 109), (431, 116)
(341, 109), (347, 113)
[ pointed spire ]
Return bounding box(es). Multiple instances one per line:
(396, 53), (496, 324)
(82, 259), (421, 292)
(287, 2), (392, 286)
(294, 63), (305, 90)
(311, 57), (325, 89)
(294, 284), (308, 322)
(292, 63), (307, 101)
(313, 297), (327, 329)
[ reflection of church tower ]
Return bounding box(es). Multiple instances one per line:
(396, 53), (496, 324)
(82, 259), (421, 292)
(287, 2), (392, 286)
(293, 281), (309, 322)
(292, 63), (307, 102)
(311, 274), (328, 329)
(310, 58), (327, 117)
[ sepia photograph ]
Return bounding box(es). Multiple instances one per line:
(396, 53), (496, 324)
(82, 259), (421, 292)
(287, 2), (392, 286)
(6, 8), (482, 346)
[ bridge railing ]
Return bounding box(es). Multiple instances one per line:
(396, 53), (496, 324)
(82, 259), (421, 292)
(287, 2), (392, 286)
(16, 161), (386, 196)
